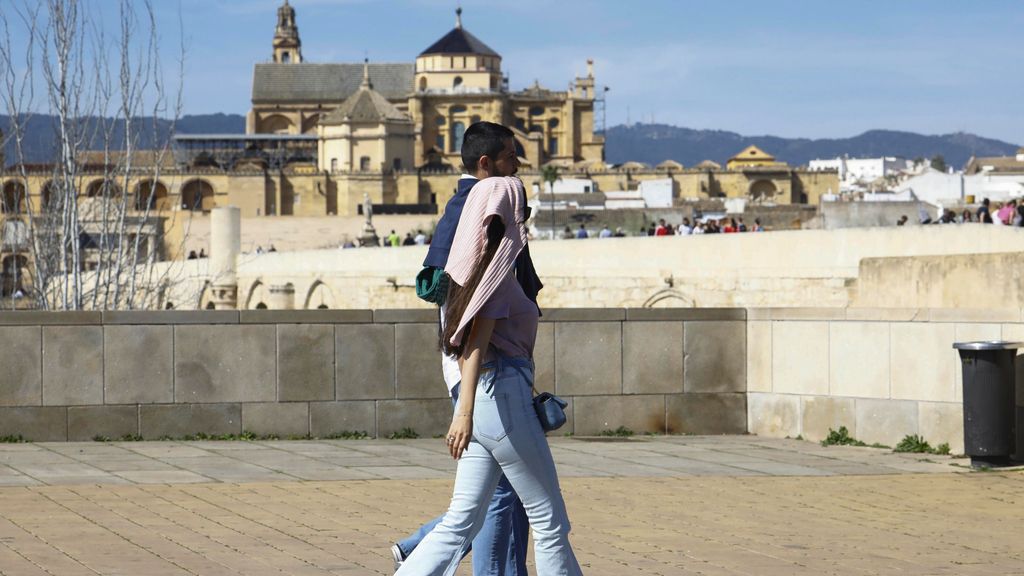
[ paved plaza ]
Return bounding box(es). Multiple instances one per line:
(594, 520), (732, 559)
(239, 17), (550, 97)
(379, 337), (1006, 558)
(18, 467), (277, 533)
(0, 435), (1020, 575)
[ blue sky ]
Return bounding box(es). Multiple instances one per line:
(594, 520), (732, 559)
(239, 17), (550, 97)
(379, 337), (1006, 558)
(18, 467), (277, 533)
(21, 1), (1024, 143)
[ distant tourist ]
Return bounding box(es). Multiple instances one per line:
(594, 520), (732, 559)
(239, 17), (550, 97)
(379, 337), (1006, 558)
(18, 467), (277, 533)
(897, 215), (908, 226)
(738, 217), (747, 232)
(654, 218), (668, 236)
(255, 245), (264, 254)
(387, 230), (401, 246)
(692, 222), (706, 234)
(613, 227), (626, 237)
(678, 217), (692, 235)
(575, 223), (589, 239)
(414, 229), (427, 245)
(647, 223), (656, 236)
(997, 199), (1017, 225)
(665, 222), (675, 235)
(199, 249), (206, 258)
(977, 198), (992, 223)
(752, 218), (765, 232)
(341, 238), (356, 249)
(1015, 205), (1024, 227)
(402, 232), (416, 246)
(268, 244), (277, 252)
(960, 210), (973, 224)
(599, 224), (613, 238)
(187, 250), (198, 260)
(561, 225), (574, 240)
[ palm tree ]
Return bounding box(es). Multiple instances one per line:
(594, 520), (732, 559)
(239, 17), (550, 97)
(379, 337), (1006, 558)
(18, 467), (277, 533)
(541, 164), (560, 239)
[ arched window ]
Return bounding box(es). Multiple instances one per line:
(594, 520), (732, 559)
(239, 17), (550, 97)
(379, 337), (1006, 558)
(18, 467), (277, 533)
(529, 106), (544, 117)
(436, 116), (446, 126)
(453, 76), (463, 89)
(180, 179), (215, 212)
(134, 180), (169, 212)
(282, 52), (290, 63)
(514, 118), (526, 131)
(85, 179), (122, 199)
(419, 77), (427, 91)
(451, 122), (466, 153)
(548, 118), (560, 129)
(450, 105), (467, 114)
(360, 156), (371, 171)
(1, 181), (26, 214)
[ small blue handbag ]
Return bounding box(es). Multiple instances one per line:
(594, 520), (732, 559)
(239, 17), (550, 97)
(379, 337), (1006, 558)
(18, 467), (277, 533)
(532, 390), (569, 432)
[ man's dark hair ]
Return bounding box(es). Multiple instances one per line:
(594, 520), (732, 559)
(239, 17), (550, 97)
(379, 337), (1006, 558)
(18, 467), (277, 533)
(461, 121), (514, 172)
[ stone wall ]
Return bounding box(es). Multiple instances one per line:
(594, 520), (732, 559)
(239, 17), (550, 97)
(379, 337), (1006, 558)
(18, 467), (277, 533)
(745, 307), (1024, 454)
(0, 308), (747, 441)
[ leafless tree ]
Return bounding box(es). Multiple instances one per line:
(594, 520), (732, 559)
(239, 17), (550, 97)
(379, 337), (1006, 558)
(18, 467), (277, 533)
(0, 0), (198, 310)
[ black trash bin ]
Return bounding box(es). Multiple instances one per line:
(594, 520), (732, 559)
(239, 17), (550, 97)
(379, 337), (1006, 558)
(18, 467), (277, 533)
(953, 341), (1021, 467)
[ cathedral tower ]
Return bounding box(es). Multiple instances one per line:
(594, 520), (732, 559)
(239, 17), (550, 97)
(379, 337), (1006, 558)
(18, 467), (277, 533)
(272, 0), (302, 63)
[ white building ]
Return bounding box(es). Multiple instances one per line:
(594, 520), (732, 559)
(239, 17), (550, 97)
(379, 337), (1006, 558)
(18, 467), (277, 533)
(809, 156), (908, 192)
(893, 168), (1024, 205)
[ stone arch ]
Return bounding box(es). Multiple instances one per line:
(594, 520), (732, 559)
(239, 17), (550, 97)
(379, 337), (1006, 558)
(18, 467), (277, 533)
(134, 179), (170, 211)
(642, 288), (695, 308)
(196, 281), (214, 310)
(262, 114), (294, 134)
(1, 254), (29, 297)
(1, 180), (26, 214)
(419, 77), (427, 91)
(451, 121), (466, 153)
(40, 180), (57, 210)
(301, 114), (321, 134)
(244, 280), (268, 310)
(749, 180), (778, 202)
(453, 76), (463, 89)
(302, 279), (336, 309)
(180, 178), (215, 212)
(85, 178), (122, 198)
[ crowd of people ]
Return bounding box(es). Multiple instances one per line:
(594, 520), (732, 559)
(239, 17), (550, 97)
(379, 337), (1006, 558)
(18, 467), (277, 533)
(561, 217), (766, 239)
(898, 198), (1024, 226)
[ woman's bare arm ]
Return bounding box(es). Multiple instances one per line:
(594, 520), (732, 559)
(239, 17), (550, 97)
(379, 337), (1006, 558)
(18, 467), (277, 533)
(448, 316), (495, 459)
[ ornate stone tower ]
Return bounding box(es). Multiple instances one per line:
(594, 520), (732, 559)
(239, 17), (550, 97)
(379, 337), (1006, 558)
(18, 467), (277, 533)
(272, 0), (302, 64)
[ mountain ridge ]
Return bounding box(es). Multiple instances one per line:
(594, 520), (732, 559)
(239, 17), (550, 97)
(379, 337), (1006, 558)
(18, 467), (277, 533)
(2, 114), (1019, 170)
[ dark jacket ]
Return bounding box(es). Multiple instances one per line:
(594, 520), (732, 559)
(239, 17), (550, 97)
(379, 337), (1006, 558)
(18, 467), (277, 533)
(423, 177), (543, 307)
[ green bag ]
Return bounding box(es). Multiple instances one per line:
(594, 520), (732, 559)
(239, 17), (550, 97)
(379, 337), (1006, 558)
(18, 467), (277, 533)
(415, 266), (449, 304)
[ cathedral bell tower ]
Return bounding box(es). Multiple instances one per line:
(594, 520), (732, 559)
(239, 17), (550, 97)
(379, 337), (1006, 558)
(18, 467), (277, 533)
(272, 0), (302, 63)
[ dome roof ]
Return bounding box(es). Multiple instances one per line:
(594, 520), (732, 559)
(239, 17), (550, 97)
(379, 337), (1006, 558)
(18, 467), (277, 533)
(419, 8), (499, 57)
(320, 62), (410, 125)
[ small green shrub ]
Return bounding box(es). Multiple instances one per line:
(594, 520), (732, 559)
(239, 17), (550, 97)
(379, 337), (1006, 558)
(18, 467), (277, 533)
(821, 426), (866, 447)
(599, 426), (634, 437)
(894, 435), (951, 455)
(0, 434), (26, 443)
(324, 430), (369, 440)
(388, 427), (419, 440)
(119, 434), (144, 442)
(934, 443), (951, 455)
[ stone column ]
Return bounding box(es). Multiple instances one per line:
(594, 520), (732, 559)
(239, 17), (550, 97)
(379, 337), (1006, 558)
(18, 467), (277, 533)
(210, 206), (240, 310)
(268, 283), (295, 310)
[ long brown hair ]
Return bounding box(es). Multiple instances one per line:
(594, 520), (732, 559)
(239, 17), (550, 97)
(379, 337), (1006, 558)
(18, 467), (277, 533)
(440, 217), (505, 357)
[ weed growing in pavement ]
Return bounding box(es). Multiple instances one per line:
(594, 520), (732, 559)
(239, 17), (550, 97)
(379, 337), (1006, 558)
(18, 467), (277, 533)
(894, 435), (951, 455)
(599, 426), (634, 437)
(388, 427), (420, 439)
(324, 430), (370, 440)
(820, 426), (866, 447)
(0, 434), (26, 443)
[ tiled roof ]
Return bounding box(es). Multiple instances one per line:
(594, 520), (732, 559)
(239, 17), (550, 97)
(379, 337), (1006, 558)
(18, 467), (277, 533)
(419, 27), (499, 57)
(252, 63), (413, 103)
(966, 155), (1024, 174)
(321, 87), (410, 124)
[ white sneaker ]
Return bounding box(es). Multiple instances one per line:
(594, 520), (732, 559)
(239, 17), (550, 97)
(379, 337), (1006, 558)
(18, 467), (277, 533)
(391, 544), (405, 571)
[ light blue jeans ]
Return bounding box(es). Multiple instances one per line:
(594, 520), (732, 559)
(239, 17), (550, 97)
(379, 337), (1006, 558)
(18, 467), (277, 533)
(395, 358), (582, 576)
(397, 384), (530, 575)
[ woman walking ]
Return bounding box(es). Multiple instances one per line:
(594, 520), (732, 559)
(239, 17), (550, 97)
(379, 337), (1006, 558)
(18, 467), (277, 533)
(395, 175), (582, 575)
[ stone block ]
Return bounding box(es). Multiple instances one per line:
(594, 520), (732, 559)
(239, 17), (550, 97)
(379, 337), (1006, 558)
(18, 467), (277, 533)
(102, 310), (239, 325)
(68, 406), (139, 441)
(374, 309), (438, 324)
(623, 322), (683, 394)
(800, 396), (856, 443)
(541, 309), (625, 322)
(854, 398), (918, 447)
(746, 321), (772, 393)
(572, 395), (665, 435)
(104, 325), (173, 404)
(240, 310), (372, 324)
(746, 308), (845, 321)
(395, 323), (446, 399)
(139, 403), (241, 439)
(533, 323), (555, 393)
(771, 322), (828, 396)
(0, 311), (100, 326)
(174, 325), (276, 403)
(890, 323), (956, 402)
(844, 308), (926, 322)
(918, 402), (964, 454)
(278, 324), (334, 401)
(242, 403), (309, 437)
(684, 321), (745, 393)
(747, 393), (800, 439)
(666, 393), (746, 435)
(42, 326), (103, 406)
(376, 399), (453, 439)
(309, 401), (377, 438)
(337, 324), (396, 400)
(0, 326), (41, 406)
(625, 308), (746, 321)
(829, 322), (890, 399)
(929, 308), (1018, 323)
(554, 322), (622, 396)
(0, 407), (67, 441)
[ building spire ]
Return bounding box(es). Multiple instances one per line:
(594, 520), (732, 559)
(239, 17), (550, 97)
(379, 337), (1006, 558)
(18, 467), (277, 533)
(455, 6), (463, 29)
(361, 58), (373, 90)
(273, 0), (302, 63)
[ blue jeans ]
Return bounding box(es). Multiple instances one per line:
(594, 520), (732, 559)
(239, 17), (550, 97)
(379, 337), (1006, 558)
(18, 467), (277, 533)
(397, 384), (529, 575)
(395, 358), (582, 576)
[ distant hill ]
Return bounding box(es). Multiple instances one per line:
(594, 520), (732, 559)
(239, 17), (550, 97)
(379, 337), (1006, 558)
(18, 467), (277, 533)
(604, 123), (1020, 170)
(3, 113), (1018, 171)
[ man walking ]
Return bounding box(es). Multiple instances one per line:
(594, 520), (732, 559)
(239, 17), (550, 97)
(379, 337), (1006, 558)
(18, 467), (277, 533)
(393, 121), (540, 575)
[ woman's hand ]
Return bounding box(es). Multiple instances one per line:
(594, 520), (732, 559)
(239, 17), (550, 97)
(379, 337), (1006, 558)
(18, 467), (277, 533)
(446, 413), (473, 460)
